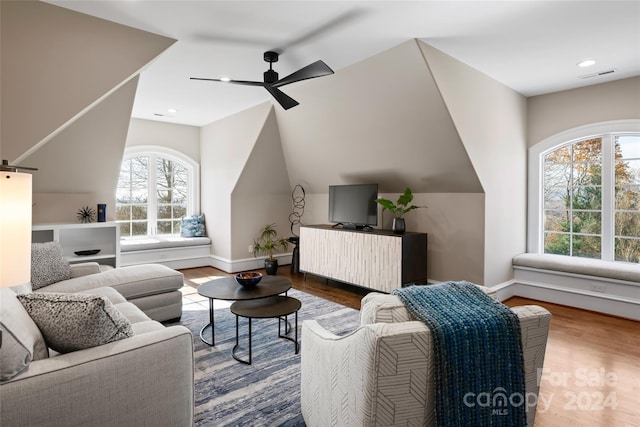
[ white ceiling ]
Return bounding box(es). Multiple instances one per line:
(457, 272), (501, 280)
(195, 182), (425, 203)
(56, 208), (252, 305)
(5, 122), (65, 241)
(47, 1), (640, 127)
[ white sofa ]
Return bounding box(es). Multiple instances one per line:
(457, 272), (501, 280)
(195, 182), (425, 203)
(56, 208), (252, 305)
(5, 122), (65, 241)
(0, 285), (194, 426)
(301, 288), (551, 427)
(32, 262), (185, 322)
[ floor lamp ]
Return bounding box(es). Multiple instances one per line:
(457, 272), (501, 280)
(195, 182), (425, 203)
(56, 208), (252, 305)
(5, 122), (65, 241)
(1, 161), (35, 348)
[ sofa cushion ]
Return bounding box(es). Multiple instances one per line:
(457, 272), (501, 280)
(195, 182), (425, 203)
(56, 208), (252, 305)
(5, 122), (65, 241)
(31, 242), (72, 290)
(181, 214), (206, 237)
(0, 288), (49, 380)
(38, 264), (184, 300)
(17, 292), (133, 354)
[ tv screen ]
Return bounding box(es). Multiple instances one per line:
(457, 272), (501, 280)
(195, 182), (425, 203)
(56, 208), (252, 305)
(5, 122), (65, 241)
(328, 184), (378, 229)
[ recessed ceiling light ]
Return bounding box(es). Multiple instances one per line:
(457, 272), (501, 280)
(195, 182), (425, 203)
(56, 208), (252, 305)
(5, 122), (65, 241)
(577, 59), (597, 68)
(220, 77), (231, 82)
(167, 108), (177, 113)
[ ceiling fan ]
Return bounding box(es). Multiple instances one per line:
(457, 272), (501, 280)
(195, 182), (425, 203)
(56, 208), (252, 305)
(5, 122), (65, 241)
(190, 51), (334, 110)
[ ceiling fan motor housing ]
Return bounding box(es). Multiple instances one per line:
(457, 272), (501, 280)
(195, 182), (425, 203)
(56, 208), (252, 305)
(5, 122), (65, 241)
(264, 69), (279, 83)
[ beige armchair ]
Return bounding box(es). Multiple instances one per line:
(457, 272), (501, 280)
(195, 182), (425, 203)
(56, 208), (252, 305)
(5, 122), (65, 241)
(301, 289), (551, 427)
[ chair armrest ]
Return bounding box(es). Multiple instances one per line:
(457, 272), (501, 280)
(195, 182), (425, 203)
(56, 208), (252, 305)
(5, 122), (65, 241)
(0, 326), (194, 427)
(301, 320), (434, 427)
(69, 262), (101, 278)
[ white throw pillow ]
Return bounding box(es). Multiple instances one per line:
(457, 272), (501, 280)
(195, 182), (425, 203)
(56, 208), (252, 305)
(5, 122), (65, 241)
(17, 292), (133, 354)
(31, 242), (72, 289)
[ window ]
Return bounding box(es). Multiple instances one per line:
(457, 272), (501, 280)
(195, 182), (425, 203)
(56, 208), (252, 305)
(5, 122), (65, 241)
(529, 121), (640, 263)
(116, 146), (199, 238)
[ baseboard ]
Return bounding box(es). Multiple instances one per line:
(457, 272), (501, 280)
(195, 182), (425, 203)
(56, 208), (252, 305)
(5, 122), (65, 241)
(490, 280), (640, 321)
(208, 253), (293, 273)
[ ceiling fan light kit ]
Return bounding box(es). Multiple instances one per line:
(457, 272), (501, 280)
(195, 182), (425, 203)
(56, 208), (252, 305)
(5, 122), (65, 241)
(190, 51), (333, 110)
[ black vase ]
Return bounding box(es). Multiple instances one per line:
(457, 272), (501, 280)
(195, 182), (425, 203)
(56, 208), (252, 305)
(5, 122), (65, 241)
(265, 259), (279, 275)
(392, 218), (406, 234)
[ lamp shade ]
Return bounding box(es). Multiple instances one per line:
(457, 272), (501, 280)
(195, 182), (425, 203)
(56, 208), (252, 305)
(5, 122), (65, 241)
(0, 171), (32, 288)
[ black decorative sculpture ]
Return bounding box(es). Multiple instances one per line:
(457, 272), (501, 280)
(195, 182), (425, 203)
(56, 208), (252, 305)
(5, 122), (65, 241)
(288, 185), (305, 273)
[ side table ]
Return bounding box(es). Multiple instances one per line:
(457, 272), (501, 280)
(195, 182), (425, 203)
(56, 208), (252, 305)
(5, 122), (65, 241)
(230, 295), (301, 365)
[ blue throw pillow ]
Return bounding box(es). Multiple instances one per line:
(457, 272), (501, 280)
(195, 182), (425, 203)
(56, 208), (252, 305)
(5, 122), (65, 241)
(181, 214), (206, 237)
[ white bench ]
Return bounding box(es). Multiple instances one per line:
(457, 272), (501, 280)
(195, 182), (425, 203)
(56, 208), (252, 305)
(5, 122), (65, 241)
(512, 253), (640, 320)
(120, 236), (212, 269)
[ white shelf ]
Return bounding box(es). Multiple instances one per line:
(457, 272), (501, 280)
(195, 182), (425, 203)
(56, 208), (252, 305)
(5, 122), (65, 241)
(32, 222), (120, 268)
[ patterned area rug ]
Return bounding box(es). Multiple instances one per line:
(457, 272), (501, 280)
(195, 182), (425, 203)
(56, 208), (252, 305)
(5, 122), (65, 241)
(166, 288), (361, 426)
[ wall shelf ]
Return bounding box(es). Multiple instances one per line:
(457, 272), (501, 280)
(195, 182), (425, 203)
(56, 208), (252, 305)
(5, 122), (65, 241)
(32, 222), (120, 268)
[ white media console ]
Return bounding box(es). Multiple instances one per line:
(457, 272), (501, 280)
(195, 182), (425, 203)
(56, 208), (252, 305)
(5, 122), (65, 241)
(299, 224), (428, 293)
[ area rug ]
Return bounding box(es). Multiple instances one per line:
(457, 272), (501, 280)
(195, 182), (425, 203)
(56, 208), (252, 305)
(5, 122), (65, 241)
(167, 288), (361, 426)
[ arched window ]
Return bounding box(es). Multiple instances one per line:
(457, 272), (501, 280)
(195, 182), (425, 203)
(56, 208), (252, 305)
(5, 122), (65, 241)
(528, 121), (640, 263)
(116, 146), (199, 238)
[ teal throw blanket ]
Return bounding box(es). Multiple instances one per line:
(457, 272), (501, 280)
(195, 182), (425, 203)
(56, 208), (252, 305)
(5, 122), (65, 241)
(392, 282), (526, 427)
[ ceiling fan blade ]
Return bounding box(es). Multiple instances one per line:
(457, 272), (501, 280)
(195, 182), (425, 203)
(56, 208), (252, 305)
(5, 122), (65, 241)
(273, 60), (334, 88)
(190, 77), (264, 87)
(264, 85), (299, 110)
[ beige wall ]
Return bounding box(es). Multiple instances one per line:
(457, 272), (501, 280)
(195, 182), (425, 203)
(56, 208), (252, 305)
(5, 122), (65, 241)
(1, 1), (174, 225)
(528, 76), (640, 146)
(200, 102), (275, 260)
(126, 119), (201, 163)
(419, 41), (528, 285)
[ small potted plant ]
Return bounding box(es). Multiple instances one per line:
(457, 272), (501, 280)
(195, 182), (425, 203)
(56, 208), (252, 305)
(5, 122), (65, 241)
(252, 223), (289, 275)
(375, 188), (425, 233)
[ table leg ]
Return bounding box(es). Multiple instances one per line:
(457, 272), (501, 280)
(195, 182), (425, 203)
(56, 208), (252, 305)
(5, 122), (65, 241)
(232, 316), (252, 365)
(199, 298), (215, 346)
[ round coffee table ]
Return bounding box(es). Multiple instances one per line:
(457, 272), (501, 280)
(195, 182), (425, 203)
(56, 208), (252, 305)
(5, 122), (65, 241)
(230, 295), (301, 365)
(197, 275), (291, 346)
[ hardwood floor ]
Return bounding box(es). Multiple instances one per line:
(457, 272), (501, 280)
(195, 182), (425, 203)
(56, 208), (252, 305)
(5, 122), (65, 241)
(180, 266), (640, 426)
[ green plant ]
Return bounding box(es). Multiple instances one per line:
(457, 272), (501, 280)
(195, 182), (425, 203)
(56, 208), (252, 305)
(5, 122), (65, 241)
(252, 223), (289, 261)
(375, 188), (425, 218)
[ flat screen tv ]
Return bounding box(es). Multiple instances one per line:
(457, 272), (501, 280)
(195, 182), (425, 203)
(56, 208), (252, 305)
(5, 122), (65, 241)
(328, 184), (378, 230)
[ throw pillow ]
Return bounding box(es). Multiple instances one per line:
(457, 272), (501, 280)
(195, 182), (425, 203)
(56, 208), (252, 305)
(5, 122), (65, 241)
(181, 214), (206, 237)
(31, 241), (72, 290)
(0, 288), (49, 381)
(17, 292), (134, 354)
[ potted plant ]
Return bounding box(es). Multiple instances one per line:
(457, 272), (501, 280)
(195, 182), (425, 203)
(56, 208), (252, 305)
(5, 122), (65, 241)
(375, 188), (425, 233)
(252, 223), (289, 275)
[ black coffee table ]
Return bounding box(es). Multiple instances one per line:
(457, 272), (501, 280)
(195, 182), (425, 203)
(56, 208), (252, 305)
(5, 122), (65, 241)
(230, 295), (301, 365)
(197, 275), (291, 346)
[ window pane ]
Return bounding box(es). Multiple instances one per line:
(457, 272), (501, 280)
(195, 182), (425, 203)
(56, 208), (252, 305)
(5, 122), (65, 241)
(157, 220), (173, 234)
(131, 205), (147, 220)
(544, 145), (570, 163)
(572, 186), (601, 210)
(615, 212), (640, 238)
(573, 163), (601, 185)
(572, 235), (601, 259)
(544, 163), (571, 185)
(157, 204), (172, 219)
(174, 205), (187, 218)
(544, 210), (570, 232)
(116, 188), (131, 204)
(544, 232), (570, 255)
(615, 135), (640, 160)
(615, 238), (640, 263)
(615, 159), (640, 186)
(173, 220), (181, 234)
(572, 211), (601, 234)
(544, 186), (570, 209)
(119, 222), (131, 237)
(616, 186), (640, 210)
(132, 222), (147, 236)
(115, 205), (131, 221)
(573, 138), (602, 162)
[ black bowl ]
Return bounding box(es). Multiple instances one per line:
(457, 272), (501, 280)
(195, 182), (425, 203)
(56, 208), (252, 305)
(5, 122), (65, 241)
(235, 272), (263, 288)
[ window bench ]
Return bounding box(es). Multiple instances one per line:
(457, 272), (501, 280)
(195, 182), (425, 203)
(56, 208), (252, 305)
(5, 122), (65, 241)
(120, 236), (212, 269)
(511, 253), (640, 320)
